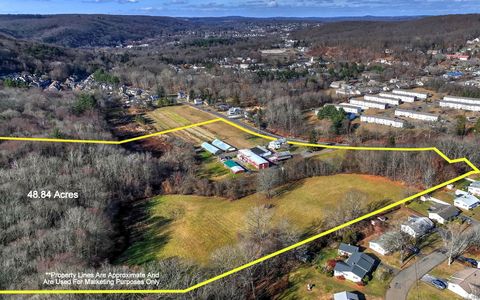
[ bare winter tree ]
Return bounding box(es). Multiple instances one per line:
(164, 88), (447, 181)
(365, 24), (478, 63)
(439, 223), (480, 265)
(256, 168), (281, 199)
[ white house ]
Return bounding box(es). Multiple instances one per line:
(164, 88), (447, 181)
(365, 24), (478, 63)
(454, 194), (480, 210)
(448, 268), (480, 300)
(333, 291), (360, 300)
(334, 251), (376, 283)
(400, 216), (434, 238)
(369, 234), (393, 256)
(360, 115), (405, 128)
(468, 181), (480, 196)
(428, 204), (461, 224)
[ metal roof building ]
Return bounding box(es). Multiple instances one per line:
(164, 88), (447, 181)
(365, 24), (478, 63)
(201, 142), (222, 155)
(237, 149), (269, 169)
(212, 139), (236, 152)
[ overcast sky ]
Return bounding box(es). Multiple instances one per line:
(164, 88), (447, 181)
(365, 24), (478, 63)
(0, 0), (479, 17)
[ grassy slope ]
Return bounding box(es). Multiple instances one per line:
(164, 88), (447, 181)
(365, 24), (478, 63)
(122, 174), (408, 265)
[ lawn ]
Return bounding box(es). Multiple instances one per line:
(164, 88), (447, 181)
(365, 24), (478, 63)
(122, 174), (409, 266)
(279, 263), (388, 300)
(407, 281), (462, 300)
(197, 151), (231, 180)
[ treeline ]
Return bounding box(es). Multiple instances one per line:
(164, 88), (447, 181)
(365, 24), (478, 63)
(295, 14), (480, 61)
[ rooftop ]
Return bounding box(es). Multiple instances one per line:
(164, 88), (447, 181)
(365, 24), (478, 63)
(455, 194), (480, 206)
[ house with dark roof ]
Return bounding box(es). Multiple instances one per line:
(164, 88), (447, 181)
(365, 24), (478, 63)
(428, 204), (461, 224)
(338, 243), (360, 257)
(334, 251), (377, 283)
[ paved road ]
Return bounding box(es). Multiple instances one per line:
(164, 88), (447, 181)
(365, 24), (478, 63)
(182, 102), (342, 145)
(385, 250), (447, 300)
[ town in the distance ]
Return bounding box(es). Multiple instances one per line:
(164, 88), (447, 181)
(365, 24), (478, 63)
(1, 7), (480, 300)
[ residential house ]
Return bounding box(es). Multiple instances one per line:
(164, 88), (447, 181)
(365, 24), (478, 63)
(448, 268), (480, 299)
(468, 181), (480, 196)
(454, 194), (480, 210)
(400, 216), (434, 238)
(428, 204), (461, 224)
(333, 291), (360, 300)
(338, 243), (360, 257)
(369, 234), (393, 256)
(334, 251), (376, 283)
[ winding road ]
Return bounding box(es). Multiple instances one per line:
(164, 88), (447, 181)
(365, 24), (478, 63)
(385, 249), (447, 300)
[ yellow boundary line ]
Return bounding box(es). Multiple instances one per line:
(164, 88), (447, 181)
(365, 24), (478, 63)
(0, 116), (479, 295)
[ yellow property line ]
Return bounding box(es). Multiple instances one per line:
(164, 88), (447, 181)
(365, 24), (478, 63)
(0, 116), (479, 294)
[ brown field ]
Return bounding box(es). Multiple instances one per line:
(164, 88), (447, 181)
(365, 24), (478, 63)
(146, 105), (267, 148)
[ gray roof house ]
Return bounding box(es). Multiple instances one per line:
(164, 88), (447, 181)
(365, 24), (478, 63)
(334, 251), (376, 283)
(428, 204), (461, 224)
(400, 216), (434, 238)
(338, 243), (360, 256)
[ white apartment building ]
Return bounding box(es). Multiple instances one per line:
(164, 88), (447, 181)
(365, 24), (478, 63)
(392, 89), (428, 100)
(439, 100), (480, 112)
(379, 92), (416, 103)
(394, 109), (439, 121)
(350, 99), (387, 110)
(364, 95), (401, 106)
(360, 115), (405, 128)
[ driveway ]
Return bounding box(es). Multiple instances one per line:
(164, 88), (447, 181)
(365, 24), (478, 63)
(385, 249), (447, 300)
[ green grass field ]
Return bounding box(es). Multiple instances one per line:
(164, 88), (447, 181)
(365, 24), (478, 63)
(122, 174), (408, 265)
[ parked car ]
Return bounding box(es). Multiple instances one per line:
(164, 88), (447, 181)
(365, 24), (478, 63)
(458, 256), (478, 267)
(431, 279), (447, 290)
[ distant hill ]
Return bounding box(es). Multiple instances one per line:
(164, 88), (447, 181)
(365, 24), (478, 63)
(0, 14), (422, 48)
(293, 14), (480, 51)
(0, 14), (190, 48)
(0, 33), (93, 76)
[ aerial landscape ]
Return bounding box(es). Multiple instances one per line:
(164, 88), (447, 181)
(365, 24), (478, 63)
(1, 0), (480, 299)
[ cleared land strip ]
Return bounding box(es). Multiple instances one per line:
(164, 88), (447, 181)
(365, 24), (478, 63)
(0, 117), (479, 295)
